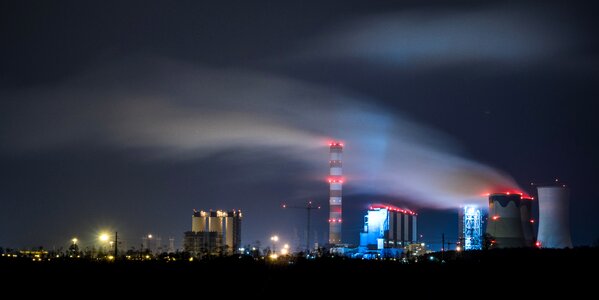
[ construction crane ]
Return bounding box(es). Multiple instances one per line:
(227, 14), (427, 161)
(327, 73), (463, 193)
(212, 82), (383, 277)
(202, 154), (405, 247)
(282, 201), (321, 253)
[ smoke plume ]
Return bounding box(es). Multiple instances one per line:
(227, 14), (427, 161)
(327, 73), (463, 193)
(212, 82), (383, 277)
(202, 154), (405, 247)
(0, 58), (519, 208)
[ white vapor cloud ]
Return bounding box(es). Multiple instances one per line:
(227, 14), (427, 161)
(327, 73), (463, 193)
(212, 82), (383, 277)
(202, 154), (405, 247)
(0, 58), (520, 208)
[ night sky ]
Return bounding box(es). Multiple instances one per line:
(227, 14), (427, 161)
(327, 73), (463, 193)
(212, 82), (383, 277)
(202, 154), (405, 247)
(1, 0), (598, 251)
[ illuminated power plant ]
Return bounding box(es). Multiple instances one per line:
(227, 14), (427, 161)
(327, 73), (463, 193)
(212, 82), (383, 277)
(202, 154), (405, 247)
(359, 204), (417, 253)
(537, 186), (572, 248)
(183, 209), (242, 256)
(328, 142), (343, 244)
(459, 205), (482, 250)
(486, 193), (535, 248)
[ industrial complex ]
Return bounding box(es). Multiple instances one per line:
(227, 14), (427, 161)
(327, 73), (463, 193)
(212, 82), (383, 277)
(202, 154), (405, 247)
(359, 204), (418, 256)
(180, 142), (574, 259)
(183, 210), (242, 256)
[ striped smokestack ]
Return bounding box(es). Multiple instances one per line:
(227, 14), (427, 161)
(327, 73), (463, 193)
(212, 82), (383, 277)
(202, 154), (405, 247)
(328, 142), (343, 244)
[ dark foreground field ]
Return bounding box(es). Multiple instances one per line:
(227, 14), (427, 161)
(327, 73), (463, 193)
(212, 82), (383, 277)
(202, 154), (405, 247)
(1, 248), (596, 295)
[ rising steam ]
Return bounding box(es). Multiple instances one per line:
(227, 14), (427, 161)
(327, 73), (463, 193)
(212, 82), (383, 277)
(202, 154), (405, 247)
(0, 58), (520, 208)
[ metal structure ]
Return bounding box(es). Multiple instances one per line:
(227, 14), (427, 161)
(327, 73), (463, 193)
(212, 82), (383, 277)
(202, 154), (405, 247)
(328, 142), (343, 244)
(282, 201), (321, 253)
(461, 205), (482, 250)
(537, 186), (572, 248)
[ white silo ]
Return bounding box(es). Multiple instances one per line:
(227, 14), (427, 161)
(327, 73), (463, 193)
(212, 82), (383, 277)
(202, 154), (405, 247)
(537, 186), (572, 248)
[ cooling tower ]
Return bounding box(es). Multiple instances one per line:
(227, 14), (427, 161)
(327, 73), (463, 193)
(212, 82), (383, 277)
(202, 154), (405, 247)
(520, 197), (535, 247)
(486, 193), (526, 248)
(537, 186), (572, 248)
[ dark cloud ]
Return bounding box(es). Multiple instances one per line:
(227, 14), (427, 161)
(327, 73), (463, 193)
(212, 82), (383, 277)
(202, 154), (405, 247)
(292, 3), (585, 68)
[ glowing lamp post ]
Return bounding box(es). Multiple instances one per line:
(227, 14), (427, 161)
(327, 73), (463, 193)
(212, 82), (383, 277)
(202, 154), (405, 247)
(270, 235), (279, 254)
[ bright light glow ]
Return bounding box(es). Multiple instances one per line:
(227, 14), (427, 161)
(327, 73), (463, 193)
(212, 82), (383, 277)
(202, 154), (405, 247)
(99, 233), (109, 242)
(421, 243), (425, 247)
(456, 246), (462, 252)
(535, 241), (542, 248)
(530, 219), (535, 223)
(269, 254), (278, 260)
(71, 238), (78, 244)
(492, 215), (500, 221)
(148, 234), (153, 239)
(270, 235), (279, 242)
(463, 205), (482, 250)
(107, 255), (114, 260)
(281, 248), (288, 255)
(283, 244), (289, 249)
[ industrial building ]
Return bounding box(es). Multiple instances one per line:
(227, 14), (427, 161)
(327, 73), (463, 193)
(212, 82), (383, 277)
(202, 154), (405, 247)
(328, 142), (343, 244)
(183, 209), (242, 256)
(458, 205), (483, 250)
(486, 193), (536, 248)
(537, 186), (572, 248)
(359, 204), (417, 253)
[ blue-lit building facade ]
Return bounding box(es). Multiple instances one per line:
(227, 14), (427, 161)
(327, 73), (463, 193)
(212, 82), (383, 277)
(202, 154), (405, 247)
(458, 205), (482, 250)
(359, 204), (417, 256)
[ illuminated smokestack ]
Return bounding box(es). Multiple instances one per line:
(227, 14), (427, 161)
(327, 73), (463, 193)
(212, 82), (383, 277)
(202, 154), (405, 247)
(328, 142), (343, 244)
(537, 186), (572, 248)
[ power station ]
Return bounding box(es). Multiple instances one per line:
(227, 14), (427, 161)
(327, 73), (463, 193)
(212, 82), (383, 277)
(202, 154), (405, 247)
(184, 209), (242, 256)
(328, 142), (343, 244)
(359, 204), (418, 253)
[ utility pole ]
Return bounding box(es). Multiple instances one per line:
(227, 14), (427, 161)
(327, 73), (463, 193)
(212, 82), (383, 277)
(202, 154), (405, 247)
(441, 233), (445, 262)
(114, 231), (118, 259)
(282, 201), (321, 253)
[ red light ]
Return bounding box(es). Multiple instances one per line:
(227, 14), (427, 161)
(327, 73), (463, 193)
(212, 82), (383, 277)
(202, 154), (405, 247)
(506, 192), (510, 195)
(492, 215), (500, 221)
(338, 219), (342, 223)
(530, 219), (535, 223)
(535, 241), (541, 248)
